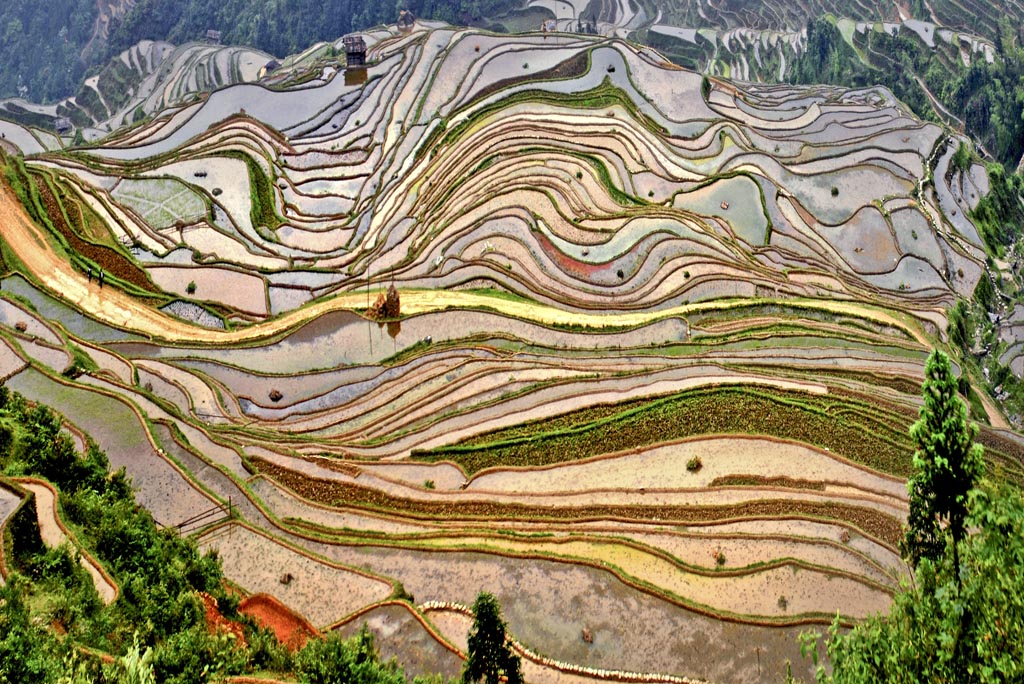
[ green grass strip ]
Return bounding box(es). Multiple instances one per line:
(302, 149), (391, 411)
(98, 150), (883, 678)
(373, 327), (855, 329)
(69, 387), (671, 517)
(415, 385), (915, 477)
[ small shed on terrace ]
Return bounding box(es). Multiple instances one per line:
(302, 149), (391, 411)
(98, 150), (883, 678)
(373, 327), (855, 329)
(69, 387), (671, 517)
(343, 35), (367, 67)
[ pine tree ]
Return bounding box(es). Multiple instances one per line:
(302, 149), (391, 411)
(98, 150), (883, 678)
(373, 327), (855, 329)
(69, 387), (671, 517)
(901, 349), (984, 568)
(462, 593), (522, 684)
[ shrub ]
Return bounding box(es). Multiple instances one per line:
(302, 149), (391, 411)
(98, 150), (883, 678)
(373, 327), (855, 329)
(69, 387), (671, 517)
(831, 186), (839, 196)
(186, 281), (197, 295)
(686, 455), (702, 472)
(295, 627), (404, 684)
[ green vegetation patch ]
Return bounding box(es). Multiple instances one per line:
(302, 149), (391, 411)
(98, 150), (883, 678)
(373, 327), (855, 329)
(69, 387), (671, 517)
(224, 152), (284, 233)
(416, 386), (916, 477)
(971, 164), (1024, 254)
(0, 384), (431, 683)
(112, 177), (207, 229)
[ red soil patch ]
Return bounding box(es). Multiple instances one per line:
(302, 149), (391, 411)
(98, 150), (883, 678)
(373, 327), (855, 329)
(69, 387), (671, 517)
(200, 592), (247, 647)
(534, 232), (606, 279)
(239, 593), (318, 651)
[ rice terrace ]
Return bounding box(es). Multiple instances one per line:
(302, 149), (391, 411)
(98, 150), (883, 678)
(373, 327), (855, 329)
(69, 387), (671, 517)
(1, 4), (1024, 684)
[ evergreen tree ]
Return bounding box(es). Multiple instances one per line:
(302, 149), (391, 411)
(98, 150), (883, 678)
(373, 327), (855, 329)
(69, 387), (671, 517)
(462, 593), (522, 684)
(900, 349), (984, 569)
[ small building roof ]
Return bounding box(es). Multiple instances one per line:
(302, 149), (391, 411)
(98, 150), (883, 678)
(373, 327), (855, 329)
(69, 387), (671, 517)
(206, 29), (222, 42)
(343, 35), (366, 53)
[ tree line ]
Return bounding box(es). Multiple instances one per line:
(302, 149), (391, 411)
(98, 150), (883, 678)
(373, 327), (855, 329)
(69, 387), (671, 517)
(791, 350), (1024, 683)
(0, 0), (513, 103)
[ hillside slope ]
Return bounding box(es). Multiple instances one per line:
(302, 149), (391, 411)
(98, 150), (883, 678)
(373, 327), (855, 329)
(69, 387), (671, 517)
(2, 22), (1022, 684)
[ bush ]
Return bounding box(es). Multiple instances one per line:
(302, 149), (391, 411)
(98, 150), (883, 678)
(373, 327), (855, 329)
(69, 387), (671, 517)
(686, 455), (702, 472)
(295, 627), (405, 684)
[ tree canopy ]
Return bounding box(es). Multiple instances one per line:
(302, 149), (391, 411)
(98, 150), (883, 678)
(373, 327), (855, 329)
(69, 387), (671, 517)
(0, 384), (432, 683)
(901, 349), (984, 567)
(462, 593), (522, 684)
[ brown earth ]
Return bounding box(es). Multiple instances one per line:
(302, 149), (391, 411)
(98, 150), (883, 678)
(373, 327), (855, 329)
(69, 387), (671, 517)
(200, 591), (247, 647)
(33, 174), (160, 293)
(240, 593), (318, 651)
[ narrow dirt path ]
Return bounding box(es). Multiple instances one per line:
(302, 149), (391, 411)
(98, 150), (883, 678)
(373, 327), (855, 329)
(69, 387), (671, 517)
(17, 479), (118, 604)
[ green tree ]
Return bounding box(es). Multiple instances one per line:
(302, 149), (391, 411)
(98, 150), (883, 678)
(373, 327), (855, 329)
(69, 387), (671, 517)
(294, 626), (405, 684)
(798, 483), (1024, 683)
(900, 349), (984, 569)
(462, 593), (522, 684)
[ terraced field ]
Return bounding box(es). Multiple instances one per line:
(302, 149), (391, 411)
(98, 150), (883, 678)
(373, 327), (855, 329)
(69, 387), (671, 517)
(1, 21), (1019, 684)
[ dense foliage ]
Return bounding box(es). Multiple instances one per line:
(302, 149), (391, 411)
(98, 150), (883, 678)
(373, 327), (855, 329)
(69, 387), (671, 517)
(971, 164), (1024, 252)
(0, 384), (236, 682)
(795, 350), (1022, 683)
(0, 384), (431, 683)
(0, 0), (96, 103)
(295, 626), (408, 684)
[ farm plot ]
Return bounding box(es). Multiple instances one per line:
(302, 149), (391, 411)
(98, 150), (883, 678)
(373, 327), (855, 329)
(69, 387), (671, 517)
(466, 436), (906, 499)
(335, 603), (464, 681)
(0, 338), (28, 380)
(112, 178), (207, 229)
(197, 523), (393, 628)
(301, 542), (815, 683)
(0, 483), (23, 582)
(3, 367), (216, 527)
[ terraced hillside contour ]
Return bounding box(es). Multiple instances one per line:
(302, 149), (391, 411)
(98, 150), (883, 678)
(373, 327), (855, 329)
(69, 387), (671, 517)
(1, 21), (1020, 684)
